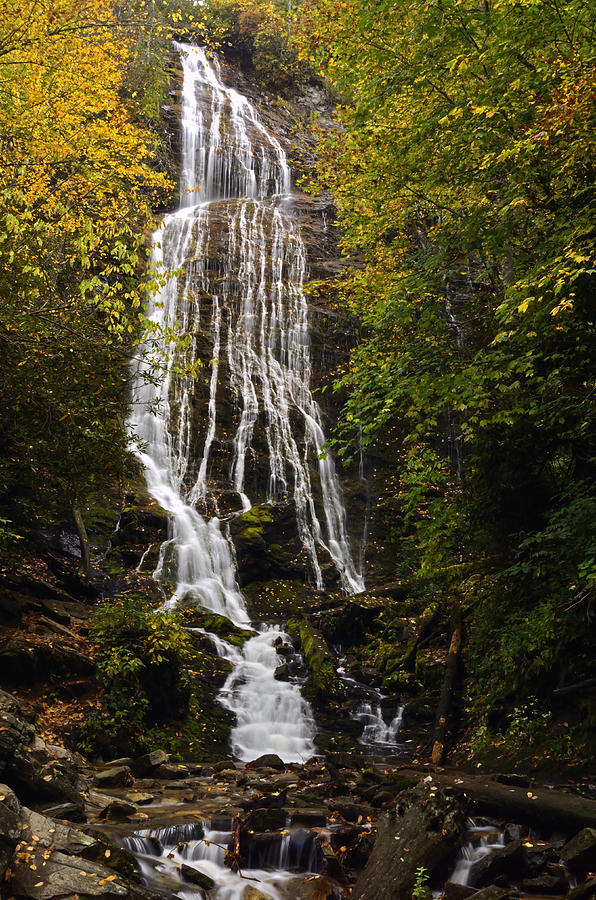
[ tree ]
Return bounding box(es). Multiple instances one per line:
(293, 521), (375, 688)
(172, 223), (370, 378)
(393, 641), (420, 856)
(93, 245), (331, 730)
(295, 0), (596, 734)
(0, 0), (173, 553)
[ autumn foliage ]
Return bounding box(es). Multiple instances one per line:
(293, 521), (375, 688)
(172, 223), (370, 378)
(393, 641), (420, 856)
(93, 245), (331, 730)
(0, 0), (172, 524)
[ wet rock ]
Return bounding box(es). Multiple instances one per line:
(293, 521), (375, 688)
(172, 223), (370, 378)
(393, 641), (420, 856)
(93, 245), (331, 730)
(0, 784), (21, 877)
(248, 753), (286, 770)
(561, 828), (596, 877)
(329, 798), (365, 822)
(319, 840), (345, 881)
(470, 889), (512, 900)
(245, 807), (287, 831)
(520, 843), (555, 876)
(102, 799), (138, 820)
(275, 663), (290, 680)
(131, 749), (169, 777)
(180, 863), (216, 889)
(289, 809), (327, 827)
(10, 847), (130, 898)
(470, 841), (522, 887)
(568, 876), (596, 900)
(351, 783), (467, 900)
(93, 766), (134, 788)
(521, 873), (568, 892)
(100, 757), (134, 769)
(126, 791), (155, 805)
(151, 763), (186, 780)
(443, 883), (478, 900)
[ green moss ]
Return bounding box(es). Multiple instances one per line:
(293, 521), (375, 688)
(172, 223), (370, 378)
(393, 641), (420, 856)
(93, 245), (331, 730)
(179, 608), (253, 647)
(289, 617), (345, 706)
(238, 505), (274, 527)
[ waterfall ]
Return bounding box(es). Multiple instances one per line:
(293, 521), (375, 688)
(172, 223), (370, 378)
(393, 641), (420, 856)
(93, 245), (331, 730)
(128, 43), (363, 761)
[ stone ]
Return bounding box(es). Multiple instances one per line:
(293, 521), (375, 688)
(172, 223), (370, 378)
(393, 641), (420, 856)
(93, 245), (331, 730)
(289, 809), (327, 828)
(39, 801), (85, 822)
(100, 757), (134, 769)
(245, 807), (287, 831)
(22, 807), (96, 855)
(102, 799), (138, 820)
(330, 798), (365, 822)
(568, 877), (596, 900)
(470, 889), (512, 900)
(351, 783), (467, 900)
(152, 763), (188, 779)
(131, 749), (169, 777)
(247, 753), (286, 770)
(275, 663), (290, 680)
(320, 841), (345, 881)
(521, 873), (568, 892)
(10, 847), (129, 898)
(180, 863), (216, 889)
(443, 883), (478, 900)
(93, 766), (134, 788)
(125, 791), (155, 805)
(0, 784), (22, 877)
(470, 841), (522, 887)
(4, 721), (86, 817)
(561, 828), (596, 877)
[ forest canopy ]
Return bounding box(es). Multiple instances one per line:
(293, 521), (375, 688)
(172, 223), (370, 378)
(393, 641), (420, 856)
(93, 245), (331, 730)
(294, 0), (596, 728)
(0, 0), (192, 536)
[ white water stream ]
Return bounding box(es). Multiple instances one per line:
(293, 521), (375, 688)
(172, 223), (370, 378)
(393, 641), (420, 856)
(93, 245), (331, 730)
(129, 43), (363, 768)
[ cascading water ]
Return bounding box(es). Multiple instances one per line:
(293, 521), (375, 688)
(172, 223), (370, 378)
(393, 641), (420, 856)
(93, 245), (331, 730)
(129, 43), (363, 763)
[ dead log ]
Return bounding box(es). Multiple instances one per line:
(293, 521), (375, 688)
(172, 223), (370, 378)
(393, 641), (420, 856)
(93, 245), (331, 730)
(431, 607), (462, 764)
(396, 770), (596, 833)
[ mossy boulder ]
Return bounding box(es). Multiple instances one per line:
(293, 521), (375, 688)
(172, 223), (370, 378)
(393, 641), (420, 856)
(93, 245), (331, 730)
(180, 608), (254, 646)
(288, 617), (345, 706)
(229, 503), (309, 584)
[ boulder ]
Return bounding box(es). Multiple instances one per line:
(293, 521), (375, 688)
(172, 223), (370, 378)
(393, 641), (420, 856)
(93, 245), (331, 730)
(247, 754), (286, 771)
(470, 889), (512, 900)
(245, 807), (287, 831)
(561, 828), (596, 877)
(443, 883), (478, 900)
(351, 783), (467, 900)
(152, 763), (187, 780)
(93, 766), (134, 789)
(10, 847), (130, 898)
(180, 863), (216, 889)
(0, 692), (85, 818)
(469, 841), (522, 887)
(568, 877), (596, 900)
(0, 784), (22, 878)
(101, 799), (138, 820)
(131, 750), (169, 777)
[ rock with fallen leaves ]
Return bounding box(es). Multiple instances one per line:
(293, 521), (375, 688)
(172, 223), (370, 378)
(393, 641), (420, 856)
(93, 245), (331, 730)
(351, 782), (467, 900)
(0, 690), (86, 819)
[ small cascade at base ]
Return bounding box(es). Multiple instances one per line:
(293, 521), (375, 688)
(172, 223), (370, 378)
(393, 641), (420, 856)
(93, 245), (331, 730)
(354, 702), (404, 748)
(123, 819), (324, 900)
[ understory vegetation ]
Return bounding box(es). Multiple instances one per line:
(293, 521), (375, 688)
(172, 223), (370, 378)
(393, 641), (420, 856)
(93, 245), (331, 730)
(294, 0), (596, 747)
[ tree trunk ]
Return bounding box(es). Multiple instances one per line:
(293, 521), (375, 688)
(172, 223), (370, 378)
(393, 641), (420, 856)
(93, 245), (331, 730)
(72, 504), (90, 577)
(395, 769), (596, 833)
(431, 607), (462, 764)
